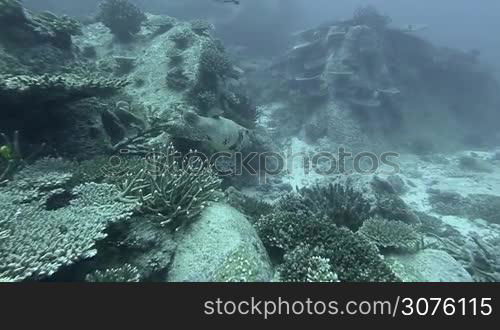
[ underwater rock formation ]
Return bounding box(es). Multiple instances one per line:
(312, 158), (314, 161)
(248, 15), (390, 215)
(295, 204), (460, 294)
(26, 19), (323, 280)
(268, 6), (500, 150)
(0, 0), (82, 49)
(167, 203), (273, 282)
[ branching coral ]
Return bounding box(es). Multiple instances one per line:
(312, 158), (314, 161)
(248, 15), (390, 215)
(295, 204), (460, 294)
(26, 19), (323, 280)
(0, 158), (135, 281)
(299, 183), (371, 231)
(85, 264), (141, 282)
(359, 217), (422, 252)
(96, 0), (147, 41)
(118, 143), (221, 230)
(255, 209), (397, 282)
(255, 200), (398, 282)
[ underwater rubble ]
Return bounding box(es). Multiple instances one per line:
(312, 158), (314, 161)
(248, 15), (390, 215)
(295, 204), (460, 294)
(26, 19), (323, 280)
(1, 1), (500, 283)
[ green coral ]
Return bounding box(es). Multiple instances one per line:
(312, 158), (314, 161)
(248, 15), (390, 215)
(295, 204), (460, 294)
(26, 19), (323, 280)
(86, 264), (141, 282)
(119, 143), (221, 230)
(96, 0), (147, 41)
(359, 217), (422, 252)
(0, 159), (135, 281)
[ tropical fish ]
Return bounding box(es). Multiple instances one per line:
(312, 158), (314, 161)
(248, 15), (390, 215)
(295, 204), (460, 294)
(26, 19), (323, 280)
(0, 145), (14, 160)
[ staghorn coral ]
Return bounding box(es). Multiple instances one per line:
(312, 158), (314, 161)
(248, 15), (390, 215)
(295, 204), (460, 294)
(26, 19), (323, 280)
(118, 143), (222, 230)
(278, 244), (339, 282)
(0, 159), (135, 281)
(359, 217), (422, 252)
(96, 0), (147, 41)
(299, 183), (371, 231)
(0, 73), (128, 107)
(85, 264), (141, 282)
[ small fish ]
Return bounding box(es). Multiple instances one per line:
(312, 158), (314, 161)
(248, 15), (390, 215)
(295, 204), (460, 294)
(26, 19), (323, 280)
(0, 145), (14, 160)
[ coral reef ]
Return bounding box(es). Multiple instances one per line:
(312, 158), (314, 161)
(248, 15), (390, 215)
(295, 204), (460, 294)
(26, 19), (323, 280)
(85, 264), (141, 282)
(299, 183), (371, 231)
(359, 217), (422, 252)
(118, 143), (222, 230)
(0, 0), (81, 49)
(0, 159), (135, 281)
(278, 244), (339, 282)
(0, 73), (128, 107)
(0, 131), (45, 184)
(255, 195), (398, 282)
(96, 0), (147, 41)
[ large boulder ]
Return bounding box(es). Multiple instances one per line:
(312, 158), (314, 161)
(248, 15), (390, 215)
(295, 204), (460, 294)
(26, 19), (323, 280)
(167, 203), (273, 282)
(387, 249), (473, 282)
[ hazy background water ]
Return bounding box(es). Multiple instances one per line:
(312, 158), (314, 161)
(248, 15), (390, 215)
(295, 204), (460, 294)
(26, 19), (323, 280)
(24, 0), (500, 70)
